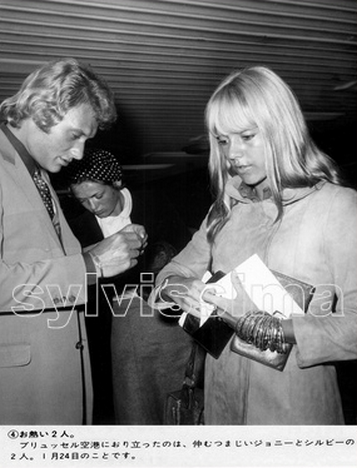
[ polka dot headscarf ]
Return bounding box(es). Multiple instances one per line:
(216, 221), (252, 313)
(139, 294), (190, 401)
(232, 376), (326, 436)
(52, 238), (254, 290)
(65, 148), (123, 186)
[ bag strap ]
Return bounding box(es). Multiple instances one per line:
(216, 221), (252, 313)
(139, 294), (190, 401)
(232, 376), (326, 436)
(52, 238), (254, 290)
(179, 252), (212, 405)
(183, 341), (206, 389)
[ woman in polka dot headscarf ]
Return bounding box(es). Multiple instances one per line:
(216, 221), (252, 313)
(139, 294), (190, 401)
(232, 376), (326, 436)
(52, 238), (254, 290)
(66, 148), (132, 237)
(65, 148), (193, 425)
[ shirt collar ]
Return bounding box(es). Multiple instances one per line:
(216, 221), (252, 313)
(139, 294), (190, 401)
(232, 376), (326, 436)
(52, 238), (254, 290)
(225, 176), (272, 203)
(238, 181), (272, 201)
(226, 175), (324, 205)
(96, 188), (133, 238)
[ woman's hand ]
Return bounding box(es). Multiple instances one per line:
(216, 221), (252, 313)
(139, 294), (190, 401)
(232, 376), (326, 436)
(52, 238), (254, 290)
(159, 275), (207, 317)
(202, 270), (256, 326)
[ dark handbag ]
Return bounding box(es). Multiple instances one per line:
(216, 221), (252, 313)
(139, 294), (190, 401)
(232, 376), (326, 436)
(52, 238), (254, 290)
(179, 271), (234, 359)
(164, 342), (206, 425)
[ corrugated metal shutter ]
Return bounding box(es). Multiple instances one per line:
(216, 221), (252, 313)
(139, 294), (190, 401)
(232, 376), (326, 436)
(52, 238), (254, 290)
(0, 0), (356, 156)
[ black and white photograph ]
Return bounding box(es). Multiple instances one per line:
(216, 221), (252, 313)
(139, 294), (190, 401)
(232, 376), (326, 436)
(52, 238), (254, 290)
(0, 1), (356, 467)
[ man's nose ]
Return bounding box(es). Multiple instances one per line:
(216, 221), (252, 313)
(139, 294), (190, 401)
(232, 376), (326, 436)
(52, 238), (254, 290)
(70, 141), (85, 160)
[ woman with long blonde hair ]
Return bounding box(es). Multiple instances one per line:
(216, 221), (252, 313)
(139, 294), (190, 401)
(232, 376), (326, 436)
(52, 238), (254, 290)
(152, 66), (356, 425)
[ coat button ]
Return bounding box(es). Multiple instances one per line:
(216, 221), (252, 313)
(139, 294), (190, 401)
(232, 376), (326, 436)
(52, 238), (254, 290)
(75, 341), (84, 350)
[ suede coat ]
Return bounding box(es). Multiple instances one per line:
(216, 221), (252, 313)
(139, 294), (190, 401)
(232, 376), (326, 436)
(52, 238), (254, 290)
(155, 177), (357, 425)
(0, 130), (92, 425)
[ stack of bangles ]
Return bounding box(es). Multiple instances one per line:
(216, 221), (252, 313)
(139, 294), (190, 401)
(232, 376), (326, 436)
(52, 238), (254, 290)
(235, 310), (288, 354)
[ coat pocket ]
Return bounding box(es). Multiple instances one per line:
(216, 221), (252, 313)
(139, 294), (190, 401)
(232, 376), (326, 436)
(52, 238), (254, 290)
(0, 344), (31, 368)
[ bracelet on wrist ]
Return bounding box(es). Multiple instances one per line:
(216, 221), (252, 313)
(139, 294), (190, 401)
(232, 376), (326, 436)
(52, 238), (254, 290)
(235, 310), (288, 354)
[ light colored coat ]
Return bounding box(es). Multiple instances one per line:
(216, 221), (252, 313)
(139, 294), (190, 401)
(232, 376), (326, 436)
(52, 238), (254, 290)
(0, 130), (92, 424)
(156, 177), (357, 424)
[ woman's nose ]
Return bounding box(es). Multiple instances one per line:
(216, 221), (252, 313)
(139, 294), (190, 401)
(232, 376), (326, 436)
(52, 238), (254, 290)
(88, 198), (99, 211)
(228, 137), (245, 159)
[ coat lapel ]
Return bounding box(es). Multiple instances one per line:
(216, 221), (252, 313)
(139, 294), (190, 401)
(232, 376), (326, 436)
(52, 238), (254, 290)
(0, 132), (63, 248)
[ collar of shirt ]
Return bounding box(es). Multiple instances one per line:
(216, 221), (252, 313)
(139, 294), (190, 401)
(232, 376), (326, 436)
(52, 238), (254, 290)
(96, 188), (133, 238)
(226, 175), (324, 205)
(238, 182), (272, 201)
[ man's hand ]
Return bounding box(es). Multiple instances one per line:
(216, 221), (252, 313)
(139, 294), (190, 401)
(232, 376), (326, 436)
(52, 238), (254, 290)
(87, 223), (147, 277)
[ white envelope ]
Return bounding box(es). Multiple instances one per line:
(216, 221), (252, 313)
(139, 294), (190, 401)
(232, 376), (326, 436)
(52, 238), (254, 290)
(184, 254), (304, 328)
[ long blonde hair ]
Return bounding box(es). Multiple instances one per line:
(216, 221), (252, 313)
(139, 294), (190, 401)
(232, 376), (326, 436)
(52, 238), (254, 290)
(206, 66), (343, 243)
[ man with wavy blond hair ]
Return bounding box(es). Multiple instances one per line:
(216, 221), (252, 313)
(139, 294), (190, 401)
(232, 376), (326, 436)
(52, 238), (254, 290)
(0, 58), (146, 424)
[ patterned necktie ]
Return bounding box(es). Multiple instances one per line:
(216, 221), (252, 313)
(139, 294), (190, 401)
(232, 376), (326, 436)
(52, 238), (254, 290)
(33, 170), (55, 220)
